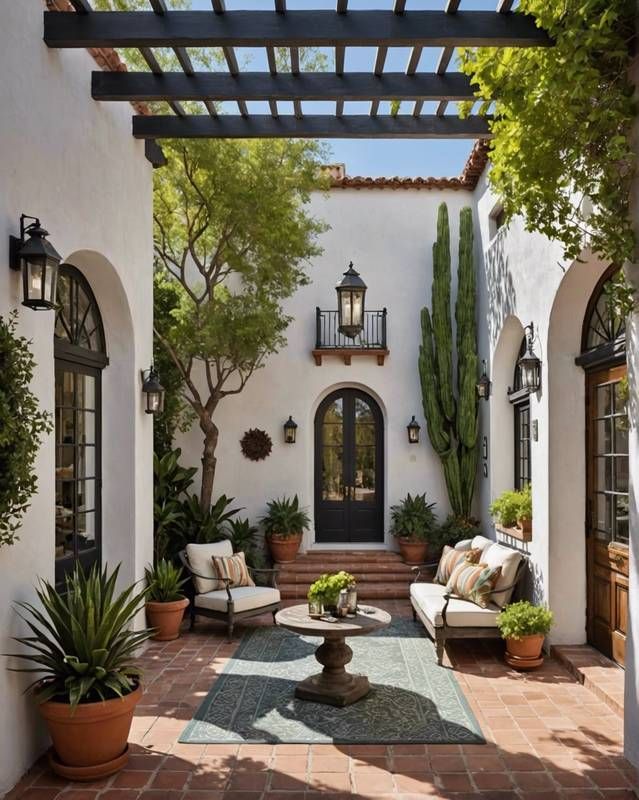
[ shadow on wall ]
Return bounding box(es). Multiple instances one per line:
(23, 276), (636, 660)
(485, 229), (517, 346)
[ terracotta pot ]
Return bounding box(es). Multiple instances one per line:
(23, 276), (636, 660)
(268, 532), (302, 564)
(146, 597), (189, 641)
(505, 634), (545, 670)
(397, 537), (429, 565)
(517, 517), (532, 535)
(39, 683), (142, 776)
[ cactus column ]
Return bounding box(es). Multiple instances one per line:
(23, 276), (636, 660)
(418, 204), (478, 519)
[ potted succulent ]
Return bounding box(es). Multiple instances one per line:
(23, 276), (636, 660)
(390, 492), (438, 564)
(145, 559), (189, 642)
(261, 495), (310, 563)
(307, 571), (356, 615)
(7, 564), (152, 780)
(496, 600), (554, 670)
(490, 485), (533, 535)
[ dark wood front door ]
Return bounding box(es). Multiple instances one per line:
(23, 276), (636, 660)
(315, 389), (384, 543)
(586, 365), (629, 666)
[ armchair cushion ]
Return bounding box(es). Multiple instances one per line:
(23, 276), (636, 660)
(212, 551), (255, 588)
(187, 540), (233, 593)
(195, 585), (280, 614)
(410, 582), (500, 628)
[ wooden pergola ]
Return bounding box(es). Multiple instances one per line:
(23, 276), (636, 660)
(44, 1), (551, 163)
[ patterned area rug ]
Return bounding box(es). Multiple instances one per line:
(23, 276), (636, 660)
(179, 619), (484, 745)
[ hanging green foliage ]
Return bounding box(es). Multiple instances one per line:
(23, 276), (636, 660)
(0, 312), (53, 547)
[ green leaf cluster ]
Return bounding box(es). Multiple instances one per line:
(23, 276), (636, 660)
(307, 571), (356, 606)
(496, 600), (554, 640)
(489, 484), (532, 528)
(460, 0), (636, 271)
(436, 514), (482, 549)
(226, 518), (264, 568)
(389, 493), (438, 542)
(0, 311), (53, 548)
(261, 495), (311, 539)
(145, 559), (188, 603)
(8, 564), (152, 708)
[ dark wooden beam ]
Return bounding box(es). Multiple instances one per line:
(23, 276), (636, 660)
(45, 10), (553, 49)
(497, 0), (514, 11)
(132, 113), (492, 139)
(92, 71), (479, 102)
(145, 138), (167, 167)
(69, 0), (91, 12)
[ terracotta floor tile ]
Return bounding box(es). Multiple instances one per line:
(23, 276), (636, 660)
(437, 772), (473, 791)
(307, 772), (351, 792)
(111, 771), (154, 789)
(392, 772), (438, 794)
(149, 770), (190, 790)
(392, 755), (430, 773)
(14, 791), (64, 800)
(430, 754), (466, 772)
(473, 772), (514, 790)
(269, 772), (308, 790)
(352, 771), (396, 794)
(590, 770), (631, 789)
(510, 771), (555, 791)
(309, 755), (349, 772)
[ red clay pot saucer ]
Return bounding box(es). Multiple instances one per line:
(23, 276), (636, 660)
(47, 744), (130, 781)
(505, 653), (544, 671)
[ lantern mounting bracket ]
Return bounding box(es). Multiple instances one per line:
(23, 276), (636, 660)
(9, 215), (41, 271)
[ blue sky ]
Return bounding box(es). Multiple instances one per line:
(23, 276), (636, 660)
(187, 0), (498, 177)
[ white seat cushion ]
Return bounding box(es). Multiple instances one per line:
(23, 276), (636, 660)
(195, 586), (280, 614)
(481, 543), (523, 607)
(410, 582), (500, 628)
(471, 534), (495, 557)
(186, 540), (233, 593)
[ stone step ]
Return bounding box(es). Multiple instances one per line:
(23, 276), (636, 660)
(277, 569), (413, 584)
(279, 581), (411, 600)
(279, 561), (413, 575)
(299, 550), (402, 562)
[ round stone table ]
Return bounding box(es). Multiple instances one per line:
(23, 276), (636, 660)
(275, 604), (391, 707)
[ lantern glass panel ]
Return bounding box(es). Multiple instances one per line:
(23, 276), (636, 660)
(351, 290), (364, 327)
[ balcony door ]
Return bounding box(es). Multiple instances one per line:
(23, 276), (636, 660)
(314, 389), (384, 544)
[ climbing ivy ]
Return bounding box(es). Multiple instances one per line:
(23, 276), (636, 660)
(0, 312), (53, 547)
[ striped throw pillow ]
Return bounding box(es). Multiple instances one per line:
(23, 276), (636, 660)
(446, 562), (502, 609)
(434, 546), (482, 585)
(211, 552), (255, 589)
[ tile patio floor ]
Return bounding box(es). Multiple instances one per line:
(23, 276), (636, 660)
(6, 600), (638, 800)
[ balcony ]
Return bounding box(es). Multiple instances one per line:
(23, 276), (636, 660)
(312, 307), (389, 365)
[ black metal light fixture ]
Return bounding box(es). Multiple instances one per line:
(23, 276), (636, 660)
(9, 214), (61, 310)
(518, 323), (542, 393)
(141, 365), (165, 415)
(336, 261), (367, 339)
(407, 416), (421, 444)
(476, 359), (492, 400)
(284, 415), (298, 444)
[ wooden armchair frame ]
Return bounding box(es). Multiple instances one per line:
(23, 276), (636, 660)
(178, 550), (281, 640)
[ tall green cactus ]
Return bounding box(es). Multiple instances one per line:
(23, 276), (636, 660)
(419, 204), (478, 519)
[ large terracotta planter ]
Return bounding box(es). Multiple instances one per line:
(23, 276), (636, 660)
(39, 683), (142, 780)
(505, 634), (545, 670)
(146, 597), (189, 641)
(268, 532), (302, 564)
(397, 537), (429, 565)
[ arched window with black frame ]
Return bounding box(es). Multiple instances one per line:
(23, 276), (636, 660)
(509, 335), (531, 490)
(54, 265), (107, 589)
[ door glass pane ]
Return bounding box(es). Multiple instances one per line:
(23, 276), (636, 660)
(322, 447), (343, 501)
(77, 511), (96, 550)
(77, 374), (96, 410)
(55, 510), (74, 559)
(353, 445), (376, 502)
(595, 492), (612, 541)
(596, 419), (612, 454)
(597, 384), (612, 416)
(614, 457), (629, 494)
(614, 416), (629, 453)
(78, 409), (95, 445)
(615, 495), (629, 545)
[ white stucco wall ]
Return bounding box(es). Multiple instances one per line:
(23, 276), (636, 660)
(177, 188), (475, 551)
(0, 3), (153, 792)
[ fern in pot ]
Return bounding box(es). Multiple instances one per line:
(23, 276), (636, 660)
(6, 564), (152, 780)
(261, 495), (310, 563)
(145, 559), (189, 642)
(390, 493), (438, 564)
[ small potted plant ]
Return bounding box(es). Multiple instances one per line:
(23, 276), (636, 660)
(490, 485), (533, 536)
(145, 559), (190, 642)
(261, 495), (310, 563)
(307, 571), (356, 615)
(516, 483), (532, 535)
(496, 600), (554, 670)
(7, 564), (153, 780)
(390, 492), (438, 564)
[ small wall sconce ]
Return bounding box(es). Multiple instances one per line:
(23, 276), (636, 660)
(141, 365), (165, 415)
(407, 416), (421, 444)
(476, 359), (492, 400)
(284, 415), (298, 444)
(518, 323), (542, 393)
(9, 214), (61, 310)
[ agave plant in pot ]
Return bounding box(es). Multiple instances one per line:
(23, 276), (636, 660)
(496, 600), (554, 670)
(390, 492), (438, 564)
(145, 559), (189, 642)
(261, 495), (310, 564)
(7, 564), (153, 781)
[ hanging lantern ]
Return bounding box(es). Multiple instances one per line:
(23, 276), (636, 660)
(141, 366), (165, 415)
(407, 416), (421, 444)
(336, 262), (367, 339)
(9, 215), (61, 310)
(284, 415), (298, 444)
(476, 359), (492, 400)
(518, 324), (542, 393)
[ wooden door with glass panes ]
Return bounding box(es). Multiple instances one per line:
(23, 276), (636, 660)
(586, 365), (629, 666)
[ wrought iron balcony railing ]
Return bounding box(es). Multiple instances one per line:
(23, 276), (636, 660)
(313, 308), (388, 365)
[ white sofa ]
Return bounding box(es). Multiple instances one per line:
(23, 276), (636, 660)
(410, 535), (527, 665)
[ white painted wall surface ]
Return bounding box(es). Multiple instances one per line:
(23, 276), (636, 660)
(0, 3), (153, 792)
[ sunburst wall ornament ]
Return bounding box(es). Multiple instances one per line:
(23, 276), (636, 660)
(240, 428), (273, 461)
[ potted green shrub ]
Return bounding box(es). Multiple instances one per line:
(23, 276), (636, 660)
(516, 483), (533, 535)
(307, 571), (356, 614)
(390, 492), (438, 564)
(261, 495), (310, 563)
(145, 559), (189, 642)
(490, 486), (533, 535)
(7, 564), (152, 780)
(496, 600), (554, 670)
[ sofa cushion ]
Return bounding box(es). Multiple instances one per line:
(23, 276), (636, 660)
(434, 545), (481, 585)
(195, 586), (280, 614)
(446, 562), (502, 609)
(471, 535), (495, 557)
(410, 582), (500, 628)
(212, 551), (255, 588)
(481, 543), (523, 607)
(187, 540), (233, 594)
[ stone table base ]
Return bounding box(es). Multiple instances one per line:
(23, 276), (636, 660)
(294, 635), (370, 707)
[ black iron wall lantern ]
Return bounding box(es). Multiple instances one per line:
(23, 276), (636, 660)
(518, 323), (542, 393)
(476, 359), (492, 400)
(141, 365), (165, 415)
(9, 214), (61, 310)
(407, 416), (421, 444)
(284, 415), (298, 444)
(336, 261), (367, 339)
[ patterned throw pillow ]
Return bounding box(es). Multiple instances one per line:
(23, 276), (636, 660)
(445, 562), (502, 609)
(434, 546), (481, 585)
(211, 552), (255, 589)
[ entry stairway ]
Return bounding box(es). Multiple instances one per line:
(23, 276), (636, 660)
(277, 550), (416, 601)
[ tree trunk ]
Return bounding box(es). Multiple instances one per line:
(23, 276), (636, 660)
(199, 423), (219, 511)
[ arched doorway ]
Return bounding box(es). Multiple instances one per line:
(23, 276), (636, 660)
(576, 266), (628, 665)
(314, 388), (384, 544)
(54, 264), (107, 589)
